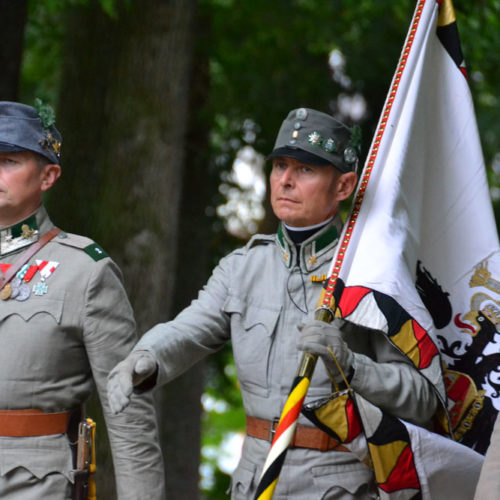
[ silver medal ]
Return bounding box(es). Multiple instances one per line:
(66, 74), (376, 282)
(10, 282), (20, 299)
(10, 277), (22, 300)
(15, 283), (31, 301)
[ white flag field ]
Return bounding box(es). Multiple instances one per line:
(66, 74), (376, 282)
(330, 0), (500, 455)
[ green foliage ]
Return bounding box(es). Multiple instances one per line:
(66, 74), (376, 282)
(349, 125), (362, 152)
(99, 0), (117, 17)
(22, 0), (126, 104)
(21, 1), (66, 103)
(204, 0), (342, 144)
(454, 1), (500, 165)
(97, 0), (134, 18)
(450, 1), (500, 213)
(34, 97), (56, 128)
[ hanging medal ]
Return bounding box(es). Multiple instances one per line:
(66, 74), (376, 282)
(13, 277), (30, 301)
(0, 259), (59, 300)
(22, 264), (38, 283)
(10, 277), (21, 300)
(0, 283), (12, 301)
(14, 263), (38, 301)
(0, 267), (27, 301)
(32, 260), (59, 296)
(37, 260), (59, 280)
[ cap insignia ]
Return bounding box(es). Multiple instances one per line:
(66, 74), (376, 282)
(34, 98), (61, 160)
(322, 137), (336, 153)
(38, 132), (61, 159)
(343, 124), (362, 165)
(295, 108), (308, 120)
(308, 131), (322, 146)
(343, 146), (358, 165)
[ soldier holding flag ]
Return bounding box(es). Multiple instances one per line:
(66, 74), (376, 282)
(108, 107), (441, 498)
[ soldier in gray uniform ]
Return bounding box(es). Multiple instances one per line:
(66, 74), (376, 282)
(0, 101), (165, 499)
(108, 108), (439, 499)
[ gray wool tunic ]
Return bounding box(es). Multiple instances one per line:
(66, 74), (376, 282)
(137, 216), (438, 499)
(0, 205), (165, 500)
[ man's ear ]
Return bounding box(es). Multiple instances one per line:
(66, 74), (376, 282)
(40, 164), (62, 192)
(335, 171), (358, 201)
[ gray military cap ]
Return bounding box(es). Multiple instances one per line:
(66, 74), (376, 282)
(0, 101), (62, 164)
(267, 107), (361, 173)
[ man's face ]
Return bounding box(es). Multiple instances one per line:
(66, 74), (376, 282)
(270, 157), (356, 227)
(0, 151), (60, 226)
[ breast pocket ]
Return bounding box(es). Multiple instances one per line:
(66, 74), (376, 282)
(224, 296), (281, 397)
(0, 294), (64, 324)
(0, 293), (65, 360)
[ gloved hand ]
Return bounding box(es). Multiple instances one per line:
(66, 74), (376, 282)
(107, 350), (158, 414)
(297, 319), (354, 383)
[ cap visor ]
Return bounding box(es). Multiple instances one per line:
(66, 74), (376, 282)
(0, 142), (26, 153)
(266, 146), (332, 166)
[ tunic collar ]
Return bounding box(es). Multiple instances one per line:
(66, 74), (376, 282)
(276, 215), (342, 272)
(0, 205), (53, 256)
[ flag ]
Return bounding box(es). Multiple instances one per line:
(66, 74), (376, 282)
(323, 0), (499, 453)
(302, 0), (497, 497)
(303, 390), (483, 499)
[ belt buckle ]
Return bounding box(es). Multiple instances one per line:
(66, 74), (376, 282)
(269, 417), (280, 442)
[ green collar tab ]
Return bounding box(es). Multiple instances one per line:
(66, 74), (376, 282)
(314, 225), (338, 253)
(276, 217), (341, 272)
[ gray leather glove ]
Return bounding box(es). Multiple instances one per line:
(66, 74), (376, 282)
(107, 350), (158, 414)
(297, 319), (354, 383)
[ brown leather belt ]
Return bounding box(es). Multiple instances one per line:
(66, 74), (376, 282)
(0, 409), (71, 437)
(246, 415), (349, 452)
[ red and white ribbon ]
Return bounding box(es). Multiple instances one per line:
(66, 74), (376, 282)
(36, 260), (59, 280)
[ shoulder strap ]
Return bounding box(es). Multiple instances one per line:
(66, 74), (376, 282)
(0, 227), (61, 290)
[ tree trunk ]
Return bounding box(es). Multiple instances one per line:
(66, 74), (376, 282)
(162, 3), (213, 495)
(51, 1), (204, 497)
(0, 0), (28, 100)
